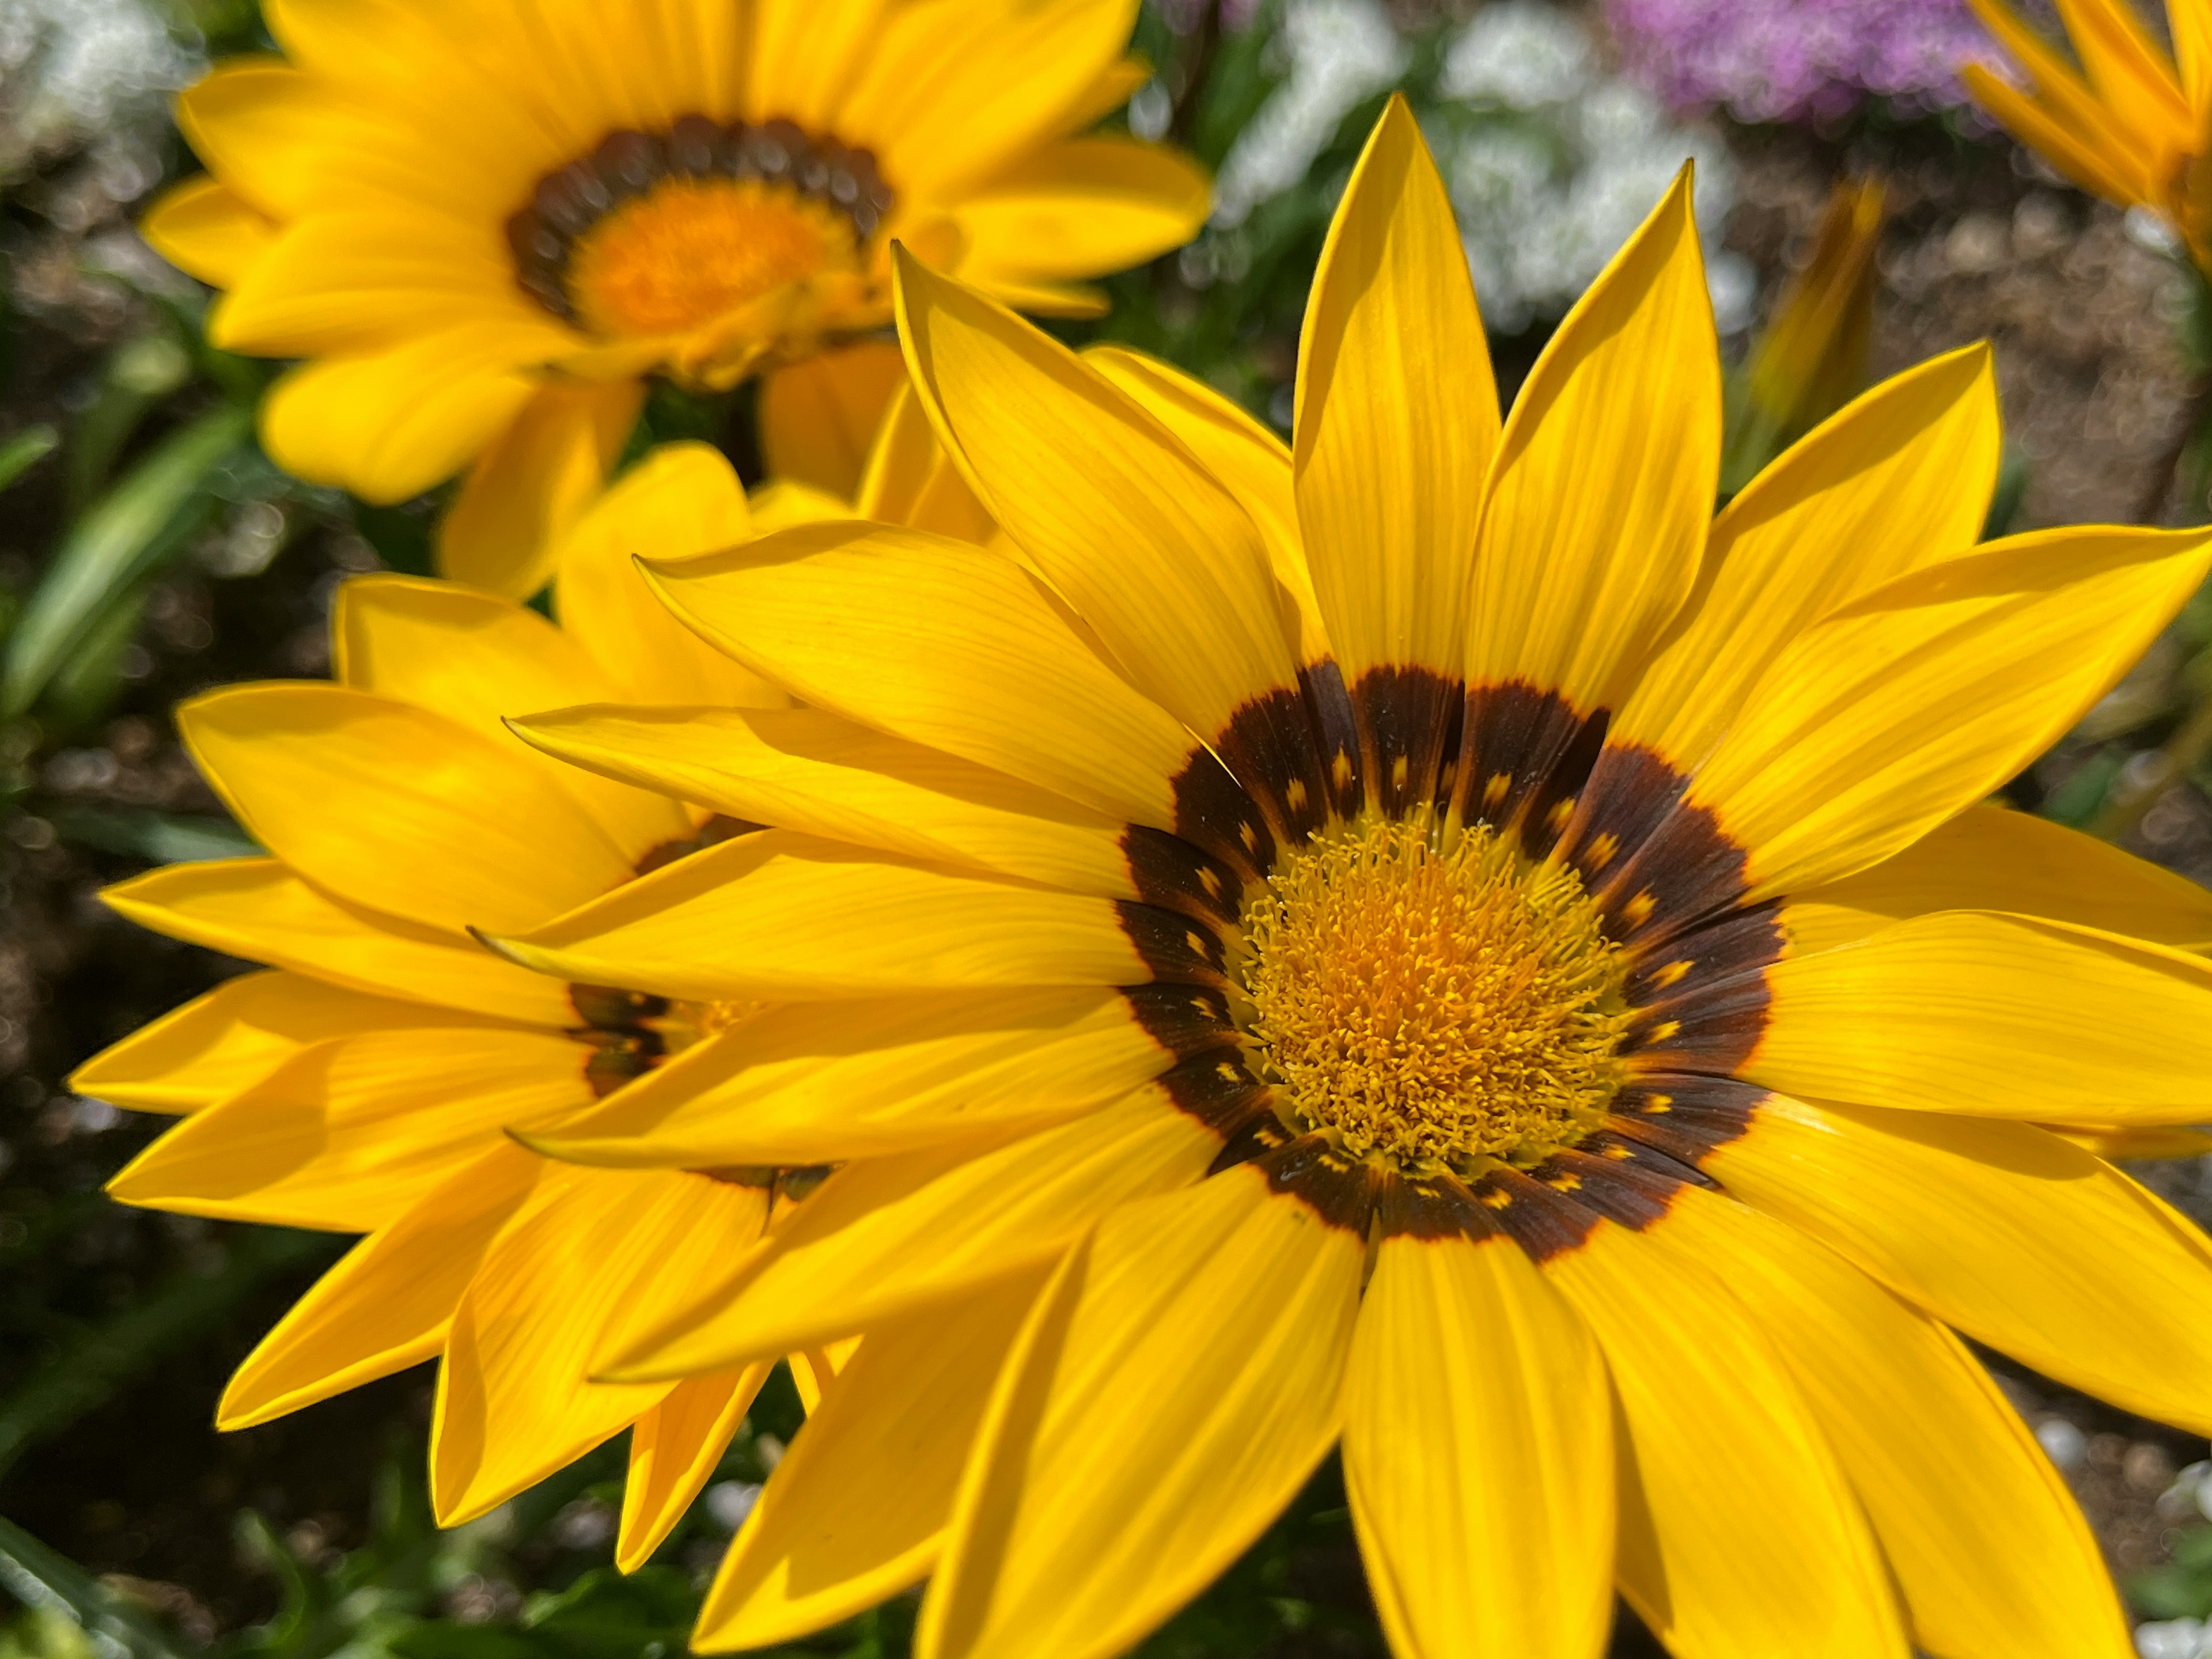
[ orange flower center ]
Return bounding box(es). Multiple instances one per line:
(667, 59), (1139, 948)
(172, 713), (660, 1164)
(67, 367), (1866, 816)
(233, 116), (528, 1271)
(1237, 813), (1630, 1169)
(567, 177), (862, 339)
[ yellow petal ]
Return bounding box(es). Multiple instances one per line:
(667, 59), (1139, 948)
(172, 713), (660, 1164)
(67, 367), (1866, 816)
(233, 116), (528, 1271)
(1343, 1223), (1611, 1659)
(105, 1027), (589, 1232)
(549, 441), (785, 707)
(1752, 911), (2212, 1124)
(1685, 525), (2212, 901)
(895, 249), (1301, 744)
(601, 1089), (1222, 1378)
(616, 1363), (774, 1573)
(488, 832), (1158, 1005)
(1468, 170), (1717, 713)
(140, 176), (278, 289)
(1614, 343), (1999, 765)
(1295, 96), (1495, 693)
(1081, 345), (1323, 664)
(835, 0), (1139, 196)
(432, 1166), (763, 1524)
(2050, 0), (2192, 149)
(743, 0), (899, 130)
(180, 683), (633, 935)
(332, 574), (691, 860)
(1960, 63), (2156, 207)
(919, 1165), (1362, 1659)
(643, 521), (1194, 828)
(2173, 0), (2212, 111)
(1686, 1191), (2131, 1659)
(525, 986), (1182, 1169)
(219, 1139), (540, 1429)
(695, 1272), (1047, 1651)
(2054, 1123), (2212, 1158)
(99, 858), (574, 1027)
(853, 381), (992, 541)
(509, 705), (1133, 894)
(1543, 1211), (1909, 1659)
(757, 340), (908, 501)
(172, 58), (323, 219)
(438, 378), (645, 600)
(1706, 1090), (2212, 1434)
(258, 335), (541, 505)
(68, 969), (480, 1113)
(1783, 802), (2212, 954)
(954, 136), (1211, 282)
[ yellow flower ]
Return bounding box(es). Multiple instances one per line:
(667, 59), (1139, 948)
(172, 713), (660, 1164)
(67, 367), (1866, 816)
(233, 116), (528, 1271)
(1964, 0), (2212, 267)
(141, 0), (1207, 596)
(72, 420), (996, 1554)
(489, 100), (2212, 1659)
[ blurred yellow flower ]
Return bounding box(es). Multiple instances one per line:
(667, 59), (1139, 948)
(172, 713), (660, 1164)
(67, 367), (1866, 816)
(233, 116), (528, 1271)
(484, 100), (2212, 1659)
(1965, 0), (2212, 268)
(71, 413), (998, 1557)
(141, 0), (1206, 596)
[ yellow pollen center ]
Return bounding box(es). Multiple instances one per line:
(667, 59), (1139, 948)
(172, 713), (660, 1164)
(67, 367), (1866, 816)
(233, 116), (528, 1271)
(1238, 815), (1631, 1168)
(566, 177), (859, 339)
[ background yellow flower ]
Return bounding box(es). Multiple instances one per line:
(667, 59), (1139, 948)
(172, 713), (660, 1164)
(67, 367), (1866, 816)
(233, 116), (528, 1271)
(139, 0), (1207, 596)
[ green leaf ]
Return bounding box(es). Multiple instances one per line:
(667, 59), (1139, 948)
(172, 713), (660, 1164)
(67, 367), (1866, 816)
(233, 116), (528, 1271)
(1, 404), (252, 719)
(0, 1516), (194, 1659)
(0, 426), (58, 496)
(45, 805), (260, 863)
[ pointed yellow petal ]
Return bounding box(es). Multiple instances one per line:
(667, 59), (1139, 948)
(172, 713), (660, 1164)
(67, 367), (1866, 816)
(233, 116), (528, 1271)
(643, 521), (1194, 828)
(549, 441), (785, 709)
(99, 859), (574, 1027)
(508, 705), (1133, 895)
(1544, 1211), (1909, 1659)
(432, 1166), (764, 1524)
(1960, 63), (2156, 207)
(955, 137), (1211, 283)
(919, 1166), (1362, 1659)
(1295, 96), (1495, 690)
(1686, 525), (2212, 901)
(332, 575), (691, 861)
(601, 1089), (1222, 1378)
(1782, 802), (2212, 954)
(1615, 343), (1999, 764)
(172, 58), (323, 218)
(757, 340), (907, 501)
(490, 832), (1158, 1006)
(1689, 1193), (2131, 1659)
(527, 987), (1183, 1169)
(180, 683), (633, 935)
(437, 379), (643, 600)
(616, 1364), (774, 1573)
(140, 176), (278, 289)
(1343, 1225), (1611, 1659)
(2050, 0), (2192, 148)
(895, 249), (1301, 741)
(1706, 1091), (2212, 1434)
(105, 1027), (589, 1232)
(219, 1139), (540, 1429)
(1469, 171), (1717, 712)
(1082, 345), (1324, 664)
(695, 1273), (1046, 1652)
(68, 970), (482, 1113)
(1752, 912), (2212, 1124)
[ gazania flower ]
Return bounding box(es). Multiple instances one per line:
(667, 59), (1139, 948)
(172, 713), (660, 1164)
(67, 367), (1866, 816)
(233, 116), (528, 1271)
(141, 0), (1207, 597)
(1963, 0), (2212, 270)
(72, 429), (993, 1558)
(494, 101), (2212, 1659)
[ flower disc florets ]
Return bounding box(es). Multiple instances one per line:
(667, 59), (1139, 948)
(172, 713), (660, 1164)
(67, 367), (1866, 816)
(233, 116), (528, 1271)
(1238, 813), (1631, 1168)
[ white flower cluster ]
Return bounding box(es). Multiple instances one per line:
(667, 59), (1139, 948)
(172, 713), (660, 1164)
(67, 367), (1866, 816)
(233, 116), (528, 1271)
(2139, 1619), (2212, 1659)
(0, 0), (201, 180)
(1438, 1), (1752, 334)
(1211, 0), (1751, 335)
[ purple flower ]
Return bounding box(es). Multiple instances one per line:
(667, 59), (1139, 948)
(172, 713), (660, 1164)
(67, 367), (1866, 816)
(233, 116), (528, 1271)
(1605, 0), (2003, 123)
